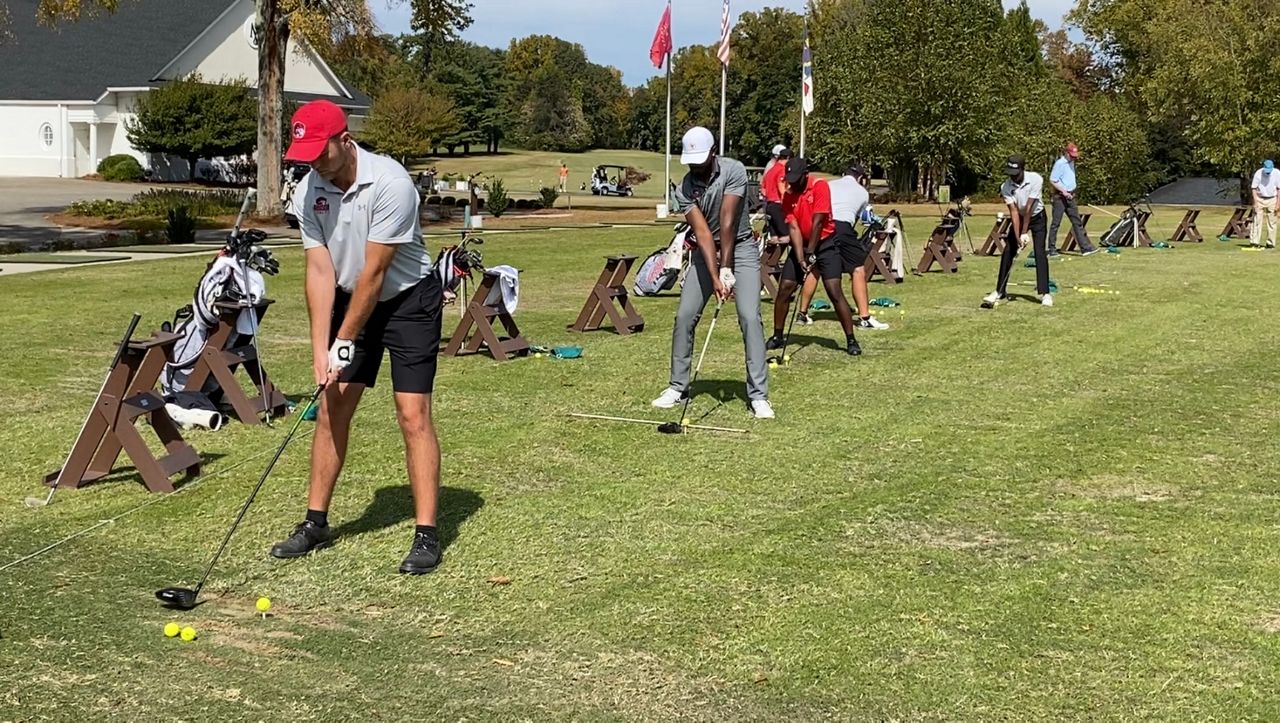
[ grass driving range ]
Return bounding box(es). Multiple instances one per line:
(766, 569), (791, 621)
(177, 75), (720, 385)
(2, 208), (1280, 718)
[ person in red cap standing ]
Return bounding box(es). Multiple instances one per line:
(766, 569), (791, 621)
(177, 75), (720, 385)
(1047, 142), (1098, 256)
(267, 99), (446, 575)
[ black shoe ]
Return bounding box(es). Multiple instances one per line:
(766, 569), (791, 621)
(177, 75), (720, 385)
(846, 337), (862, 356)
(399, 531), (442, 575)
(1047, 249), (1061, 257)
(269, 520), (333, 559)
(765, 335), (785, 350)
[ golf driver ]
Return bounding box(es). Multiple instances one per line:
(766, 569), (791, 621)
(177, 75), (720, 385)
(156, 383), (324, 609)
(658, 300), (724, 435)
(27, 312), (142, 509)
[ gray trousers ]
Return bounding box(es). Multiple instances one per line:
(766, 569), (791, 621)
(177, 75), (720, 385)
(669, 237), (769, 401)
(1049, 193), (1092, 251)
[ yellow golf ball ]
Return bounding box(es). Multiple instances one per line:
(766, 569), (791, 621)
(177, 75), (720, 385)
(782, 354), (791, 363)
(534, 352), (543, 358)
(768, 360), (777, 368)
(256, 597), (271, 613)
(163, 622), (180, 638)
(180, 626), (197, 642)
(681, 417), (690, 426)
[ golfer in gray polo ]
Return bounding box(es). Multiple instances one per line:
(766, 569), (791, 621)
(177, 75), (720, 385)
(651, 126), (773, 419)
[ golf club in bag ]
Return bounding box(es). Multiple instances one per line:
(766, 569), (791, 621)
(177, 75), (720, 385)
(658, 301), (724, 434)
(25, 313), (143, 509)
(156, 383), (325, 610)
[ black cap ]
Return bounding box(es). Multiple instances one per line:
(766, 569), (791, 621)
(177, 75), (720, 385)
(785, 156), (809, 184)
(1005, 155), (1026, 176)
(845, 163), (868, 179)
(778, 148), (793, 160)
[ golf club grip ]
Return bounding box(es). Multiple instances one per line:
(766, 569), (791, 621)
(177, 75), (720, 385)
(110, 313), (143, 369)
(193, 384), (324, 593)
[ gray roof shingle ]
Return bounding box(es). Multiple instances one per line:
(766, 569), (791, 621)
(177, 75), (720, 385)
(0, 0), (369, 109)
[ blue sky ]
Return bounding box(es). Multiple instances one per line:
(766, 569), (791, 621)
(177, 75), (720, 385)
(370, 0), (1078, 85)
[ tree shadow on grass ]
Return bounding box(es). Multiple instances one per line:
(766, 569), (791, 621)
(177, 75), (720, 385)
(333, 485), (484, 550)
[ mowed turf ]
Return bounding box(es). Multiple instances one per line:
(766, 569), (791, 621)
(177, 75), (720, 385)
(3, 207), (1280, 719)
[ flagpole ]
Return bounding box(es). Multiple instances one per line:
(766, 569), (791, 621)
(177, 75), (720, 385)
(665, 51), (672, 209)
(800, 109), (806, 159)
(719, 65), (727, 155)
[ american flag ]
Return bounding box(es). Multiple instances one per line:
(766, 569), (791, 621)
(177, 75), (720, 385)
(717, 0), (731, 66)
(801, 21), (814, 115)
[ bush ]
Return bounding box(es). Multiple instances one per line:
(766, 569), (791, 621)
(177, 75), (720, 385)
(539, 186), (560, 209)
(486, 177), (510, 217)
(98, 154), (144, 182)
(67, 189), (244, 220)
(166, 206), (197, 244)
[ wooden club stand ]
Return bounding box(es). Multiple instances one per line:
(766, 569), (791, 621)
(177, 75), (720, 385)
(569, 254), (644, 334)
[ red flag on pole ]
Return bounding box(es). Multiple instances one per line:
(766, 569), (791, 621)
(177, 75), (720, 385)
(650, 2), (672, 69)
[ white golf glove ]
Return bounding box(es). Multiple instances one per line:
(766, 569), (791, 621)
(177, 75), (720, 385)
(328, 338), (355, 374)
(718, 267), (736, 292)
(1020, 232), (1031, 247)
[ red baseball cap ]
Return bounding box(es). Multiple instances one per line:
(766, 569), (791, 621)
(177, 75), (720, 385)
(285, 100), (348, 163)
(1066, 142), (1080, 159)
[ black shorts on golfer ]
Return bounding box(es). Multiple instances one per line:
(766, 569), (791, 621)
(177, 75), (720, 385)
(835, 221), (870, 273)
(781, 235), (844, 283)
(330, 274), (443, 393)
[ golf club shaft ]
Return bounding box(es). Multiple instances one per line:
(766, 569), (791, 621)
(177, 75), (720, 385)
(230, 188), (256, 239)
(191, 383), (323, 596)
(675, 300), (723, 426)
(48, 313), (142, 495)
(777, 285), (802, 361)
(569, 413), (747, 434)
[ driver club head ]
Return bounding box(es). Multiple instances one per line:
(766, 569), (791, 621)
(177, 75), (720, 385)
(656, 421), (685, 435)
(155, 587), (200, 610)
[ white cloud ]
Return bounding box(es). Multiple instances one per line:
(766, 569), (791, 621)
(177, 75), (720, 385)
(370, 0), (1078, 85)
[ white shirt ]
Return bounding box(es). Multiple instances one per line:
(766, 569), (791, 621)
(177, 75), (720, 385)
(827, 176), (870, 224)
(299, 146), (432, 301)
(1001, 171), (1045, 216)
(1252, 169), (1278, 199)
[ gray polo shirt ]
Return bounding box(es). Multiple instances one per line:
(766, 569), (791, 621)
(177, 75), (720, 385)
(299, 146), (432, 301)
(1001, 171), (1045, 216)
(672, 157), (754, 243)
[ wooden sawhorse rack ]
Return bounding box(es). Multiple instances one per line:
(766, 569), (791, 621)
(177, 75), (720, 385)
(442, 270), (530, 361)
(914, 219), (961, 274)
(1061, 213), (1093, 252)
(45, 331), (200, 494)
(979, 217), (1012, 256)
(1170, 208), (1204, 242)
(1220, 207), (1254, 240)
(569, 255), (644, 334)
(181, 300), (287, 425)
(862, 231), (903, 283)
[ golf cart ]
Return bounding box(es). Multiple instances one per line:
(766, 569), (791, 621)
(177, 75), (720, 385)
(589, 165), (634, 197)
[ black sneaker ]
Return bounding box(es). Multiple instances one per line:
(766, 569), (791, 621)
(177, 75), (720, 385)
(399, 531), (441, 575)
(765, 335), (786, 350)
(269, 520), (333, 559)
(846, 337), (862, 356)
(1047, 248), (1061, 257)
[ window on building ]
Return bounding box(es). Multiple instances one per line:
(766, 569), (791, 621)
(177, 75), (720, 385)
(40, 123), (54, 149)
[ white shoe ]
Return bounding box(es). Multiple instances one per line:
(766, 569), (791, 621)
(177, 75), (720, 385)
(651, 387), (683, 409)
(749, 399), (775, 419)
(1041, 293), (1054, 307)
(797, 312), (814, 326)
(983, 290), (1005, 304)
(856, 315), (890, 330)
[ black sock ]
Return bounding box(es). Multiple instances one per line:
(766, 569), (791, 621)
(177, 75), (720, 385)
(860, 315), (870, 321)
(847, 333), (858, 343)
(772, 327), (783, 338)
(305, 509), (328, 527)
(415, 524), (438, 539)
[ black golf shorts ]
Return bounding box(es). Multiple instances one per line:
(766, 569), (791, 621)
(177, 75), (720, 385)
(331, 274), (443, 393)
(764, 201), (789, 238)
(836, 221), (871, 272)
(780, 236), (844, 283)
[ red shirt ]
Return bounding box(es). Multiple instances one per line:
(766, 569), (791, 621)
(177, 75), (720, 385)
(762, 162), (786, 203)
(782, 177), (835, 241)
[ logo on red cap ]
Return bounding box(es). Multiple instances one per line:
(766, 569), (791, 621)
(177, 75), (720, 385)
(292, 122), (306, 140)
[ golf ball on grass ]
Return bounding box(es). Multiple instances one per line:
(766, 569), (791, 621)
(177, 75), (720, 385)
(164, 622), (180, 638)
(768, 360), (778, 368)
(681, 417), (690, 426)
(256, 597), (271, 614)
(782, 354), (791, 363)
(180, 626), (198, 642)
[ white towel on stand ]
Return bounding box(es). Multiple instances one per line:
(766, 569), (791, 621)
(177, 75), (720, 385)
(483, 265), (520, 314)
